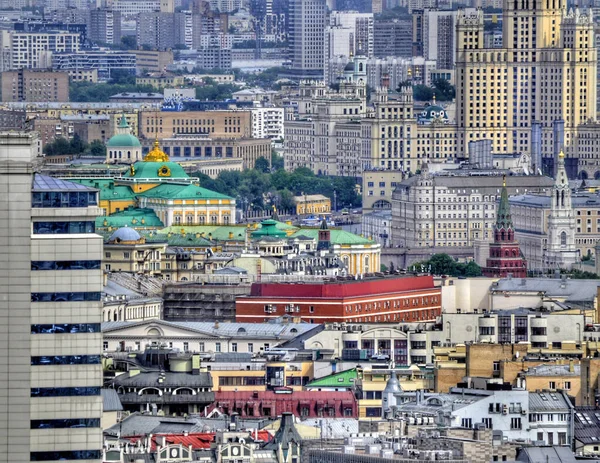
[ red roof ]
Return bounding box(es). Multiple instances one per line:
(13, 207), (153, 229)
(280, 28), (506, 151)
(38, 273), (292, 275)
(215, 390), (356, 401)
(248, 275), (435, 299)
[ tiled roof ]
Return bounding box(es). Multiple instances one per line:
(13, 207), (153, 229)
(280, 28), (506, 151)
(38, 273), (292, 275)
(139, 183), (233, 200)
(290, 228), (375, 245)
(33, 174), (97, 192)
(306, 368), (358, 388)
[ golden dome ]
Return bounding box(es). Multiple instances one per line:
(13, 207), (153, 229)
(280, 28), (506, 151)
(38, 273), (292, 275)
(559, 150), (565, 158)
(144, 139), (169, 162)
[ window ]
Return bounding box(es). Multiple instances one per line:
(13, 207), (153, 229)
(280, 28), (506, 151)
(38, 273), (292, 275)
(558, 432), (567, 446)
(549, 381), (556, 389)
(31, 418), (100, 429)
(231, 343), (238, 352)
(31, 387), (100, 397)
(103, 341), (108, 351)
(183, 342), (189, 352)
(493, 361), (500, 372)
(31, 260), (101, 271)
(215, 342), (221, 352)
(32, 191), (97, 208)
(31, 355), (101, 366)
(461, 418), (473, 428)
(365, 407), (381, 417)
(564, 381), (571, 390)
(482, 418), (492, 429)
(510, 417), (522, 430)
(479, 327), (495, 335)
(31, 292), (101, 302)
(309, 306), (315, 313)
(33, 221), (95, 234)
(30, 324), (101, 334)
(248, 343), (253, 353)
(199, 342), (205, 352)
(30, 451), (102, 461)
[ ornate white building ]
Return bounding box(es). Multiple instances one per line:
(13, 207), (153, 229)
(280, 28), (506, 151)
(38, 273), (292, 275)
(543, 151), (580, 269)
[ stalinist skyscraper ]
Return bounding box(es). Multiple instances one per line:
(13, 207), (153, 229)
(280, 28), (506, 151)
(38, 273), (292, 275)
(455, 0), (596, 166)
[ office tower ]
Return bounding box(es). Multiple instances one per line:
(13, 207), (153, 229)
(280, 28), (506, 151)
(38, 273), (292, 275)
(0, 132), (103, 463)
(288, 0), (326, 79)
(1, 69), (69, 102)
(89, 9), (122, 45)
(455, 1), (597, 161)
(137, 12), (191, 50)
(1, 31), (80, 70)
(423, 10), (469, 70)
(373, 19), (413, 58)
(325, 11), (374, 81)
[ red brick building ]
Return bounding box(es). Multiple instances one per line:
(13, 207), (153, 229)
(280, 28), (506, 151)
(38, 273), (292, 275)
(211, 391), (358, 418)
(235, 275), (441, 323)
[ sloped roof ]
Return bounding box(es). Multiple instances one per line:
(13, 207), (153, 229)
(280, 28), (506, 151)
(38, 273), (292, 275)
(139, 183), (233, 200)
(33, 174), (97, 192)
(123, 161), (189, 180)
(290, 228), (374, 246)
(70, 179), (136, 201)
(98, 208), (164, 229)
(306, 368), (358, 388)
(102, 388), (123, 412)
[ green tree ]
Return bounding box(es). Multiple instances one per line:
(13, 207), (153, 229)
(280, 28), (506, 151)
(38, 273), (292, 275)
(432, 78), (456, 102)
(464, 261), (483, 277)
(271, 151), (284, 170)
(43, 137), (71, 156)
(120, 35), (136, 49)
(255, 156), (270, 173)
(278, 188), (295, 212)
(413, 85), (434, 101)
(427, 254), (458, 275)
(88, 140), (106, 157)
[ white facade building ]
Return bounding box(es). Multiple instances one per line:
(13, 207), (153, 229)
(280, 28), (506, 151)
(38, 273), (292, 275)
(2, 31), (80, 70)
(251, 107), (285, 140)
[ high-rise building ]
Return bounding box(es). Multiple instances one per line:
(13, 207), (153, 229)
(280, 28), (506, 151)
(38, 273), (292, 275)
(287, 0), (326, 79)
(324, 11), (374, 81)
(423, 10), (470, 70)
(136, 12), (191, 50)
(455, 2), (597, 162)
(1, 69), (69, 102)
(373, 19), (413, 59)
(0, 30), (80, 69)
(89, 8), (122, 45)
(0, 132), (103, 463)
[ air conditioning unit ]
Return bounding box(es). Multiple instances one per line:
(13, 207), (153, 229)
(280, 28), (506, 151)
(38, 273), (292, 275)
(502, 406), (508, 415)
(521, 409), (527, 415)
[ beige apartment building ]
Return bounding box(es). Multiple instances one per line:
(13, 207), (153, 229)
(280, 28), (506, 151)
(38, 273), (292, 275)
(1, 69), (69, 102)
(138, 110), (252, 139)
(455, 2), (597, 157)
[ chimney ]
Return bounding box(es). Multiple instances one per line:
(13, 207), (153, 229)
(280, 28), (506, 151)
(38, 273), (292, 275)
(280, 412), (294, 432)
(230, 413), (238, 430)
(569, 359), (575, 373)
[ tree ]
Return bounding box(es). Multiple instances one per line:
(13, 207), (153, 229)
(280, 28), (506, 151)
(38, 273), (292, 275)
(43, 137), (71, 156)
(427, 254), (458, 275)
(88, 140), (106, 157)
(413, 85), (434, 101)
(464, 261), (483, 277)
(120, 35), (136, 49)
(255, 156), (270, 173)
(271, 151), (284, 171)
(432, 78), (455, 102)
(278, 188), (295, 212)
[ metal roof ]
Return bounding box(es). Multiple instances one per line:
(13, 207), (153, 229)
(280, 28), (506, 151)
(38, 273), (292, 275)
(102, 388), (123, 412)
(528, 391), (572, 411)
(494, 277), (600, 302)
(33, 174), (97, 192)
(516, 446), (577, 463)
(574, 406), (600, 445)
(111, 371), (212, 388)
(101, 319), (316, 340)
(523, 364), (580, 377)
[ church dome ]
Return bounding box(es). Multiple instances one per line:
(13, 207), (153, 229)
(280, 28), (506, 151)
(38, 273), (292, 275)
(108, 226), (141, 242)
(344, 60), (355, 72)
(106, 133), (142, 148)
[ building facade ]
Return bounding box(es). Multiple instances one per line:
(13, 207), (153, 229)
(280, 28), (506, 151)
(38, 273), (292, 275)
(287, 0), (326, 79)
(139, 110), (252, 139)
(236, 276), (441, 323)
(455, 2), (597, 159)
(1, 134), (103, 463)
(1, 69), (69, 102)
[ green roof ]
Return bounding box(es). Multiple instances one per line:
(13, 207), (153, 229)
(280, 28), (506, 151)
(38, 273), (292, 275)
(306, 369), (358, 388)
(158, 225), (248, 241)
(106, 133), (141, 148)
(291, 228), (375, 245)
(252, 219), (287, 238)
(138, 183), (233, 200)
(70, 179), (136, 201)
(124, 161), (189, 180)
(97, 208), (164, 229)
(161, 233), (214, 247)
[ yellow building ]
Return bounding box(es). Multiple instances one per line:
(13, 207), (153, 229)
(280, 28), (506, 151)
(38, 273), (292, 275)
(455, 1), (597, 157)
(136, 73), (186, 89)
(293, 194), (331, 215)
(518, 361), (581, 405)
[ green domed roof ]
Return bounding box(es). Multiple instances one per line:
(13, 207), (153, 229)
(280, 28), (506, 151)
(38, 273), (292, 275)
(418, 104), (448, 122)
(106, 133), (142, 148)
(124, 161), (189, 180)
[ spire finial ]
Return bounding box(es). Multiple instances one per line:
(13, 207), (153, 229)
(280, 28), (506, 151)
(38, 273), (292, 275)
(502, 173), (506, 188)
(559, 149), (565, 159)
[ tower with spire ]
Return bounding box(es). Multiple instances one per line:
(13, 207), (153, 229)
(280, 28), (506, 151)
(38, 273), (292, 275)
(543, 150), (579, 269)
(105, 114), (142, 164)
(482, 175), (527, 278)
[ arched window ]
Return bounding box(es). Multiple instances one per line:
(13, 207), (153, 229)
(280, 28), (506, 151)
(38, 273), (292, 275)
(561, 231), (567, 246)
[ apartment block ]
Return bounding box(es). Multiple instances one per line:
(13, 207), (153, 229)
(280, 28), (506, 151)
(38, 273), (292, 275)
(1, 69), (69, 102)
(138, 110), (252, 139)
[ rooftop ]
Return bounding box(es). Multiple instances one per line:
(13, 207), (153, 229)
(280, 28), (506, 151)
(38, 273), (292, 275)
(33, 174), (97, 192)
(305, 368), (358, 388)
(494, 277), (600, 302)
